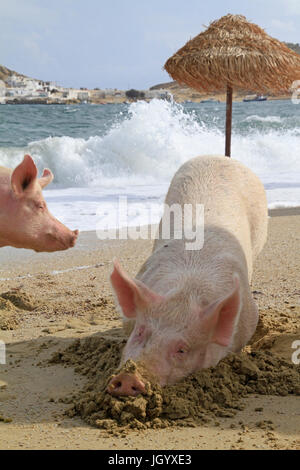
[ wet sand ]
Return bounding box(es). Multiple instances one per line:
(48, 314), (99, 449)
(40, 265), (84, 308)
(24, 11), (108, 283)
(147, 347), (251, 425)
(0, 209), (299, 450)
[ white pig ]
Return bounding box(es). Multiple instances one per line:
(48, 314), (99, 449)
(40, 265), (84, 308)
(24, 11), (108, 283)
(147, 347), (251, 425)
(108, 155), (268, 396)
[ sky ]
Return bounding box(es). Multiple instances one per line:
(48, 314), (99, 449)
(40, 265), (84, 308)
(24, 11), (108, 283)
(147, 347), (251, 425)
(0, 0), (300, 90)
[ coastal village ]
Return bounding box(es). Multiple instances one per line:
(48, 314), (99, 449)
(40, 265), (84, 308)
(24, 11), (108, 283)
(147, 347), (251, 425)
(0, 72), (172, 105)
(0, 71), (294, 105)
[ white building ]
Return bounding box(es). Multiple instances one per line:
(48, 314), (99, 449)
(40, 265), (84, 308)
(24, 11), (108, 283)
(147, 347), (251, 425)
(24, 80), (38, 91)
(32, 90), (49, 98)
(144, 89), (173, 101)
(77, 91), (89, 101)
(0, 80), (6, 103)
(91, 90), (106, 99)
(68, 89), (81, 99)
(6, 88), (22, 96)
(6, 75), (20, 87)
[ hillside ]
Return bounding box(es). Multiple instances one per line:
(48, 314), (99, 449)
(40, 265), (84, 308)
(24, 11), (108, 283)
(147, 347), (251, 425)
(0, 65), (24, 83)
(286, 42), (300, 54)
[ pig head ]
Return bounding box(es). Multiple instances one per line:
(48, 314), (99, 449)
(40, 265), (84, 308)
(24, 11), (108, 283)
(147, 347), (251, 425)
(108, 254), (250, 396)
(0, 154), (78, 252)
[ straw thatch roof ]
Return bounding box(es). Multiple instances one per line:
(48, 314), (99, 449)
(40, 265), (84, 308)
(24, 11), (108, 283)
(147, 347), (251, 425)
(164, 14), (300, 93)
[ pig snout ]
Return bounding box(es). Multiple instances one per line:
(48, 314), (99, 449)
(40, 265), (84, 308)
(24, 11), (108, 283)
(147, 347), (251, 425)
(107, 373), (146, 397)
(44, 227), (79, 251)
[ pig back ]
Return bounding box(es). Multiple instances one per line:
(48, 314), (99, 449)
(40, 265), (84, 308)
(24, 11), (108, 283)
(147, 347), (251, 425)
(155, 155), (268, 279)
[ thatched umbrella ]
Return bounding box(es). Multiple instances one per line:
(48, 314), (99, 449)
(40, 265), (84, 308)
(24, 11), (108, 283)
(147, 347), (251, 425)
(164, 14), (300, 156)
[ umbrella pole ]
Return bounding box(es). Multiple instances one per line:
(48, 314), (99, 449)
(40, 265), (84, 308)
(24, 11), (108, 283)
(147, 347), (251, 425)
(225, 85), (233, 157)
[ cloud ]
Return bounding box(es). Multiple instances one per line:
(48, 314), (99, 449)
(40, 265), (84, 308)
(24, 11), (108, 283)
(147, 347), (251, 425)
(270, 18), (296, 33)
(144, 31), (192, 52)
(265, 0), (300, 16)
(23, 33), (55, 67)
(144, 21), (205, 54)
(281, 0), (300, 15)
(0, 0), (58, 24)
(0, 0), (59, 77)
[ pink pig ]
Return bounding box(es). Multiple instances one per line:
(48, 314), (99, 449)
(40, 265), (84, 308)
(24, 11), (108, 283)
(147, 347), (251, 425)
(0, 154), (78, 252)
(108, 155), (268, 396)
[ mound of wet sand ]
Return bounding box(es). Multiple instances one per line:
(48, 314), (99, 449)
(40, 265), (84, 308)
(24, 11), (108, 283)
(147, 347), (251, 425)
(0, 291), (37, 330)
(0, 297), (18, 330)
(50, 335), (300, 435)
(250, 308), (299, 345)
(253, 330), (300, 363)
(1, 291), (36, 311)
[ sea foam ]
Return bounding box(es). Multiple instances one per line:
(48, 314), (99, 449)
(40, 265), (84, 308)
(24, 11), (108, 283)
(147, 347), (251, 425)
(0, 99), (299, 187)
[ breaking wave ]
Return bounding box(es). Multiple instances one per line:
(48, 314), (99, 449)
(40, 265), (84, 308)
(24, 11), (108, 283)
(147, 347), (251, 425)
(0, 99), (299, 190)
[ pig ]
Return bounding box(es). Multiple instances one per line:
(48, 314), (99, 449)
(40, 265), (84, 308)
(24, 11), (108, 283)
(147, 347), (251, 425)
(108, 155), (268, 396)
(0, 154), (78, 252)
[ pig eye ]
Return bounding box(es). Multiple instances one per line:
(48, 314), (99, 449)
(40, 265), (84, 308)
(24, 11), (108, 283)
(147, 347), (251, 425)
(174, 345), (189, 358)
(177, 348), (186, 354)
(176, 348), (188, 356)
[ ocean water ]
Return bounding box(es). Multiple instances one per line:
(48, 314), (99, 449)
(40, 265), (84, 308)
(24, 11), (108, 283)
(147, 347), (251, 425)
(0, 99), (299, 231)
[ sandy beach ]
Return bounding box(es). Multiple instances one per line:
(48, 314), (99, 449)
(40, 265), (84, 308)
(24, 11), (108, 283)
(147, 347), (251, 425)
(0, 209), (299, 450)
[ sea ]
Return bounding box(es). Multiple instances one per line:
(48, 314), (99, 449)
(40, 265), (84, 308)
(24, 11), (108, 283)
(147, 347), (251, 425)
(0, 99), (299, 232)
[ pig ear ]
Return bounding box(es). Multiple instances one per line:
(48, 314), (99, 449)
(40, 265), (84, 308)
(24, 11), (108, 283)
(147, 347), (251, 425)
(39, 168), (54, 188)
(110, 258), (164, 318)
(202, 274), (241, 347)
(11, 155), (38, 196)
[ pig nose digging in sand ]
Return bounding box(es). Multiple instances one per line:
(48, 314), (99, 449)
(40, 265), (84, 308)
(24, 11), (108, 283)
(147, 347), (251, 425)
(107, 372), (146, 397)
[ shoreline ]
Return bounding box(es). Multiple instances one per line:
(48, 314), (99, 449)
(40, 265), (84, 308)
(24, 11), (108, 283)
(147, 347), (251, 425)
(0, 208), (299, 280)
(0, 206), (298, 267)
(1, 96), (294, 105)
(268, 206), (300, 217)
